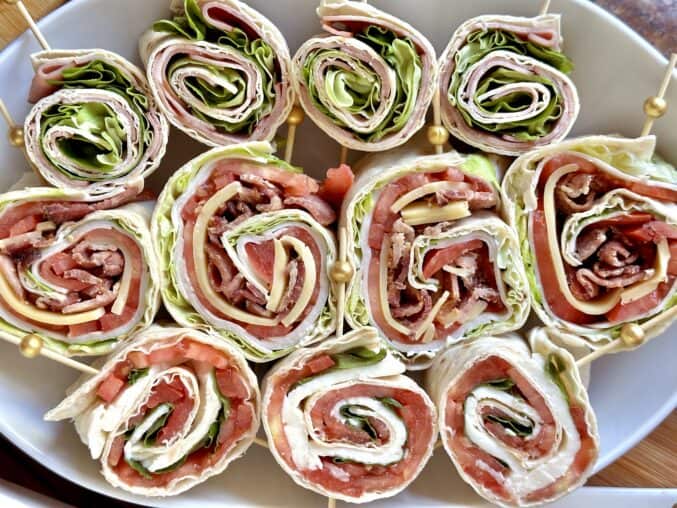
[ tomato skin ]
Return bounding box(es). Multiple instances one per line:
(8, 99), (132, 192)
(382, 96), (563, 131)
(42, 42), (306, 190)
(422, 240), (484, 278)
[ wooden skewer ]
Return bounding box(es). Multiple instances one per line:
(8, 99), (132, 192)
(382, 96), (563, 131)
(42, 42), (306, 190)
(253, 437), (269, 449)
(576, 323), (646, 368)
(329, 227), (351, 337)
(284, 104), (304, 163)
(427, 88), (448, 155)
(339, 145), (349, 165)
(539, 0), (551, 16)
(327, 497), (336, 508)
(3, 0), (50, 50)
(1, 333), (99, 375)
(640, 53), (676, 137)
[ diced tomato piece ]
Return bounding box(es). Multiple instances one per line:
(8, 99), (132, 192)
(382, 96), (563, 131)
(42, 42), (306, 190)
(68, 320), (99, 338)
(9, 215), (40, 236)
(97, 375), (125, 403)
(422, 240), (484, 278)
(107, 435), (126, 467)
(306, 354), (335, 374)
(156, 396), (193, 444)
(245, 240), (275, 284)
(215, 367), (248, 399)
(114, 360), (132, 379)
(183, 340), (229, 369)
(147, 379), (185, 409)
(318, 164), (354, 209)
(127, 351), (150, 369)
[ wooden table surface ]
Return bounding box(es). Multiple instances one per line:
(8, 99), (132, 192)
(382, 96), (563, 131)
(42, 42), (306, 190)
(0, 0), (675, 505)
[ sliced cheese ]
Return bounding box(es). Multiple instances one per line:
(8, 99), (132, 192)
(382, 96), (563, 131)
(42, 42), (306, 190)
(542, 165), (621, 315)
(111, 247), (132, 316)
(266, 239), (289, 312)
(0, 268), (104, 325)
(390, 181), (471, 213)
(192, 182), (278, 327)
(280, 236), (316, 327)
(401, 201), (470, 227)
(621, 238), (669, 304)
(378, 237), (413, 335)
(413, 290), (450, 341)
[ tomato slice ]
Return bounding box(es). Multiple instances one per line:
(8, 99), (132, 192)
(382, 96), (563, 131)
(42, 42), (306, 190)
(422, 240), (484, 279)
(669, 242), (677, 276)
(245, 240), (275, 285)
(215, 367), (248, 399)
(605, 277), (675, 323)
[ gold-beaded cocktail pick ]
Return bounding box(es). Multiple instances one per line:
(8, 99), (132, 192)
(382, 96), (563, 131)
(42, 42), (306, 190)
(640, 53), (676, 136)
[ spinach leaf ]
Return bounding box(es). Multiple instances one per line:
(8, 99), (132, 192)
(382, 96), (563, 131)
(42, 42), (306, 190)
(127, 368), (149, 385)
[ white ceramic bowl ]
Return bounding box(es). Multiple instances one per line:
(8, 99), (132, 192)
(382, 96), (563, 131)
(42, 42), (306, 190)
(0, 0), (675, 506)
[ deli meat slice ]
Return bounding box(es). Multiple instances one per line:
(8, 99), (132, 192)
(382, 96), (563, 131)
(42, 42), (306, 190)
(341, 147), (530, 368)
(291, 0), (437, 151)
(45, 326), (260, 497)
(502, 134), (677, 347)
(426, 329), (599, 507)
(23, 49), (168, 200)
(140, 0), (294, 147)
(262, 327), (437, 503)
(152, 142), (340, 362)
(0, 187), (160, 356)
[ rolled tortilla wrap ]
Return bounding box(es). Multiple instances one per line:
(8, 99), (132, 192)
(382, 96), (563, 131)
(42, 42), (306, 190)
(152, 141), (338, 362)
(426, 328), (599, 507)
(341, 146), (530, 368)
(24, 49), (169, 199)
(262, 326), (437, 503)
(439, 15), (578, 156)
(0, 187), (160, 356)
(140, 0), (294, 147)
(502, 135), (677, 346)
(45, 325), (260, 497)
(292, 0), (437, 151)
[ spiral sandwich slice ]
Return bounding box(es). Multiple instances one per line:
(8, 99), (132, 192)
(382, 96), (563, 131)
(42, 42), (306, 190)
(25, 49), (169, 199)
(46, 326), (259, 496)
(0, 187), (160, 355)
(153, 142), (337, 362)
(342, 148), (530, 367)
(262, 327), (437, 503)
(439, 15), (578, 155)
(293, 0), (437, 151)
(141, 0), (293, 146)
(503, 135), (677, 345)
(427, 328), (599, 507)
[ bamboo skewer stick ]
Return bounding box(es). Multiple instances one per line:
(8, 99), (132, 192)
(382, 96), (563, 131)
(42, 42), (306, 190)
(3, 0), (50, 50)
(539, 0), (551, 16)
(0, 97), (25, 149)
(253, 437), (269, 449)
(339, 145), (349, 165)
(640, 53), (676, 137)
(1, 333), (99, 375)
(284, 104), (304, 163)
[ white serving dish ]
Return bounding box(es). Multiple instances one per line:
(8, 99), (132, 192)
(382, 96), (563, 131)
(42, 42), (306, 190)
(0, 0), (674, 506)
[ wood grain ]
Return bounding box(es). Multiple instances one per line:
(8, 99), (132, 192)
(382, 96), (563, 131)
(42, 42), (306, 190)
(0, 0), (675, 502)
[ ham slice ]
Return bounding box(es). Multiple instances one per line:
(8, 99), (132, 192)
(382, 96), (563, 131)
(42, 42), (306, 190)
(45, 326), (260, 496)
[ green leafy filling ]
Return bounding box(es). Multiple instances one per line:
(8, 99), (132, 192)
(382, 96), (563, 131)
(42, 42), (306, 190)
(127, 368), (149, 385)
(340, 405), (378, 440)
(449, 29), (573, 141)
(302, 25), (422, 142)
(292, 346), (387, 389)
(153, 0), (277, 134)
(485, 414), (533, 437)
(44, 59), (151, 180)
